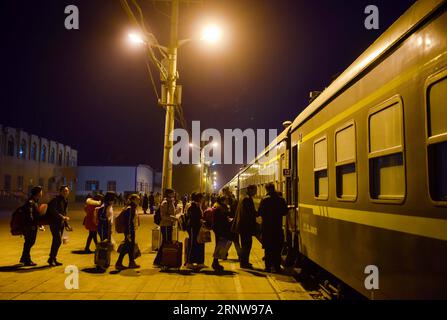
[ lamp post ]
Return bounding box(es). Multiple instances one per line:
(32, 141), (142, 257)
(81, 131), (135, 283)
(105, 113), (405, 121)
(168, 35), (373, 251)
(190, 142), (218, 193)
(127, 6), (223, 193)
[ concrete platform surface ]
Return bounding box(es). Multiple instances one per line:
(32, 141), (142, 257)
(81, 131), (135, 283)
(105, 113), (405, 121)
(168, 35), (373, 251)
(0, 204), (312, 300)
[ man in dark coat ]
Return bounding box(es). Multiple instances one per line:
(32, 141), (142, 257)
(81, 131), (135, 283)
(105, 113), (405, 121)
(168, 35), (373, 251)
(258, 183), (288, 273)
(20, 186), (43, 266)
(232, 185), (258, 269)
(47, 185), (71, 266)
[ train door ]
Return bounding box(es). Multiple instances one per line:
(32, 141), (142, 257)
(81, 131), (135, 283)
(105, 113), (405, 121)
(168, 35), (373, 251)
(284, 144), (299, 266)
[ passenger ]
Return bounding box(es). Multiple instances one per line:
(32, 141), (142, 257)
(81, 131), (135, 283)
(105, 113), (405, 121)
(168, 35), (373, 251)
(232, 185), (258, 269)
(211, 196), (233, 271)
(46, 185), (71, 266)
(142, 193), (149, 214)
(83, 194), (103, 253)
(258, 183), (288, 273)
(153, 189), (176, 266)
(149, 191), (155, 214)
(19, 186), (43, 266)
(223, 188), (242, 261)
(185, 192), (206, 269)
(97, 192), (116, 242)
(115, 194), (141, 270)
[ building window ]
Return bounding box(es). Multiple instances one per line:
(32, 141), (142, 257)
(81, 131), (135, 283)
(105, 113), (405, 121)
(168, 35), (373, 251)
(58, 151), (63, 166)
(335, 122), (357, 200)
(7, 136), (15, 156)
(41, 145), (47, 162)
(85, 181), (100, 192)
(368, 97), (405, 201)
(4, 175), (11, 192)
(30, 143), (37, 161)
(50, 148), (55, 164)
(17, 176), (24, 192)
(18, 140), (26, 159)
(314, 136), (328, 200)
(427, 73), (447, 203)
(107, 181), (117, 192)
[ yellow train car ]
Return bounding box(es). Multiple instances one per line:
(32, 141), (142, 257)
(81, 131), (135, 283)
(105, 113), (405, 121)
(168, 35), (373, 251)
(221, 0), (447, 299)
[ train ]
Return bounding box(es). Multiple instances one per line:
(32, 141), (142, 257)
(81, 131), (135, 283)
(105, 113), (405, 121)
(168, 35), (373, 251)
(221, 0), (447, 299)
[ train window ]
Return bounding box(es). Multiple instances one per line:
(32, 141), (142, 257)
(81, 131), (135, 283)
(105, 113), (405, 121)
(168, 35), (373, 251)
(335, 122), (357, 200)
(368, 97), (405, 201)
(314, 136), (328, 200)
(427, 74), (447, 203)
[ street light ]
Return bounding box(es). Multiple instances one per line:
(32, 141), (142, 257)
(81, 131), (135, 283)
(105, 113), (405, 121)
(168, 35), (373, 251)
(125, 2), (224, 193)
(128, 32), (145, 45)
(201, 24), (223, 45)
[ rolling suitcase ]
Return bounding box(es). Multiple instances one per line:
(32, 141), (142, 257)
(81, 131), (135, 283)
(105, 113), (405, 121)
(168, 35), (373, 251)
(152, 227), (160, 252)
(160, 223), (182, 269)
(161, 241), (183, 269)
(95, 240), (113, 270)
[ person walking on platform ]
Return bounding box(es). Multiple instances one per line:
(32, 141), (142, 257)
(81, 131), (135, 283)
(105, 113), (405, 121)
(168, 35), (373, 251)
(258, 183), (288, 273)
(185, 192), (206, 269)
(19, 186), (43, 266)
(149, 191), (155, 214)
(232, 185), (258, 269)
(115, 194), (141, 270)
(153, 189), (176, 266)
(83, 194), (103, 253)
(211, 196), (233, 271)
(47, 186), (71, 266)
(97, 192), (116, 242)
(142, 194), (149, 214)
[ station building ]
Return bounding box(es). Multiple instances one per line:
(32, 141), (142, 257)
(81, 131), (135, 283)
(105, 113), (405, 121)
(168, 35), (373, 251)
(76, 165), (161, 200)
(0, 124), (78, 202)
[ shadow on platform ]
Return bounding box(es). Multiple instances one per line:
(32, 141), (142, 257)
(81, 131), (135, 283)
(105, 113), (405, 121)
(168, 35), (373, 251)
(71, 250), (94, 255)
(0, 264), (51, 273)
(81, 267), (107, 274)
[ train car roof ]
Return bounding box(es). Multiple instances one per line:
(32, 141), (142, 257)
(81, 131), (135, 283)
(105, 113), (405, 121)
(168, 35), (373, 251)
(290, 0), (446, 132)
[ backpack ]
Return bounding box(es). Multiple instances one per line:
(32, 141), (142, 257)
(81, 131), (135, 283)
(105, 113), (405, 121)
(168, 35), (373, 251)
(115, 208), (128, 234)
(203, 207), (215, 229)
(10, 206), (25, 236)
(154, 206), (161, 225)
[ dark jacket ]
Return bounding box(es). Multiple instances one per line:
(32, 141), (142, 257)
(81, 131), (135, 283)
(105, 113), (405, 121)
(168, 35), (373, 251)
(149, 195), (155, 206)
(142, 196), (149, 210)
(187, 202), (202, 234)
(123, 206), (137, 235)
(22, 199), (40, 229)
(232, 196), (258, 236)
(46, 195), (68, 226)
(258, 192), (288, 245)
(212, 203), (232, 239)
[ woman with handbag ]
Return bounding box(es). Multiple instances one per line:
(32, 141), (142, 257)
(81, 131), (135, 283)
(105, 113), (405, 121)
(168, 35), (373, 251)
(185, 192), (207, 270)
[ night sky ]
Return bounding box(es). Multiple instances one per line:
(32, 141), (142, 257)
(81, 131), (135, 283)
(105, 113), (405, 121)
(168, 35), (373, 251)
(0, 0), (416, 188)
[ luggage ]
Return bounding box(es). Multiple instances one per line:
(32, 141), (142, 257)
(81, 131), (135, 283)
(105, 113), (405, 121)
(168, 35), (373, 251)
(151, 227), (161, 251)
(115, 208), (128, 234)
(161, 241), (183, 269)
(197, 224), (212, 244)
(95, 240), (113, 269)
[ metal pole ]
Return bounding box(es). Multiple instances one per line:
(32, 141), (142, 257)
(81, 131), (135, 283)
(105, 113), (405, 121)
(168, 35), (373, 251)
(161, 0), (179, 193)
